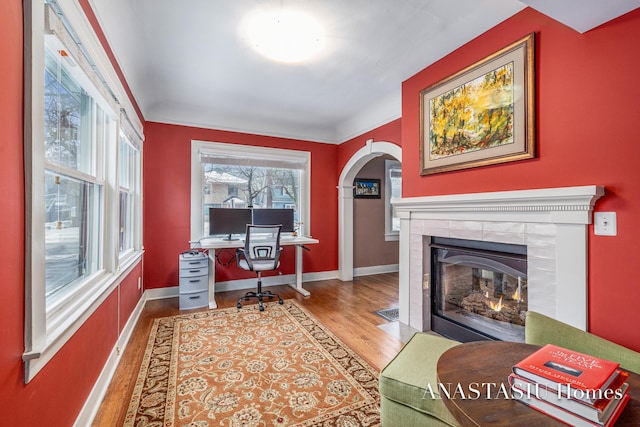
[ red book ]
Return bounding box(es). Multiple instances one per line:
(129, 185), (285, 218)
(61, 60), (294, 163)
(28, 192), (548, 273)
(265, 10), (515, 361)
(509, 373), (630, 424)
(512, 388), (630, 427)
(512, 344), (622, 404)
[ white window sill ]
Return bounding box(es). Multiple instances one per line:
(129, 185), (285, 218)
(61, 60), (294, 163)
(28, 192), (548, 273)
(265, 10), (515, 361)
(385, 232), (400, 242)
(23, 250), (144, 383)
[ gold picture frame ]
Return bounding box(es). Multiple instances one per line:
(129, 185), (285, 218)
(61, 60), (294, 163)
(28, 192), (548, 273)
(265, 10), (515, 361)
(420, 33), (535, 175)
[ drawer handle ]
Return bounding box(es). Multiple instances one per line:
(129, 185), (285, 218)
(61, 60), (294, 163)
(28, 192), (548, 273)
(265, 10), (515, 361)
(189, 261), (200, 264)
(189, 270), (200, 273)
(189, 279), (200, 283)
(189, 295), (201, 300)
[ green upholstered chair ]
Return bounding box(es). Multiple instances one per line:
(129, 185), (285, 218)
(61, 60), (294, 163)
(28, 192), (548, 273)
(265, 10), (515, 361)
(379, 333), (462, 426)
(525, 311), (640, 374)
(379, 311), (640, 425)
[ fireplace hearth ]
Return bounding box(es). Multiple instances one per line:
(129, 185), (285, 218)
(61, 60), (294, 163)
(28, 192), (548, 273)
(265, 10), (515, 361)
(430, 237), (528, 342)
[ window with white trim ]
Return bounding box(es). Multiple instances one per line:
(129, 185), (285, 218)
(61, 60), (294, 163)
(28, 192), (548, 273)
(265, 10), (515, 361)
(190, 141), (310, 242)
(23, 0), (143, 382)
(118, 132), (141, 257)
(385, 159), (402, 240)
(44, 39), (108, 297)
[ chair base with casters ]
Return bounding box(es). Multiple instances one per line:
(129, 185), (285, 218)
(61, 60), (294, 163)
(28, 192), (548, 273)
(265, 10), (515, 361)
(236, 224), (285, 311)
(236, 271), (284, 311)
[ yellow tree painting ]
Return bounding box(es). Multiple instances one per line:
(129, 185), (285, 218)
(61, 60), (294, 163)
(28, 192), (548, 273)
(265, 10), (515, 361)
(429, 62), (514, 160)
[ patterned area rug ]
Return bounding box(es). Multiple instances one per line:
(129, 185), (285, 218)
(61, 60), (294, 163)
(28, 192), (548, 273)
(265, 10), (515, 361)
(124, 300), (380, 426)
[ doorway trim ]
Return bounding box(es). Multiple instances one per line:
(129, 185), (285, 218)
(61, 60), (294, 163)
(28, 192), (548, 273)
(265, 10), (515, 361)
(337, 139), (402, 281)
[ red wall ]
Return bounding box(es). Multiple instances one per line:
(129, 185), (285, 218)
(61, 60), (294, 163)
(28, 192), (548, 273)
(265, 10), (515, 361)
(0, 0), (28, 418)
(0, 1), (144, 424)
(402, 8), (640, 351)
(4, 1), (640, 423)
(143, 122), (339, 289)
(119, 263), (145, 331)
(337, 119), (402, 174)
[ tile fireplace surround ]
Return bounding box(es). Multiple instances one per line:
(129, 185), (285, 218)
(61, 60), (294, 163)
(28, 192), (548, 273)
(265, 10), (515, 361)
(393, 185), (605, 334)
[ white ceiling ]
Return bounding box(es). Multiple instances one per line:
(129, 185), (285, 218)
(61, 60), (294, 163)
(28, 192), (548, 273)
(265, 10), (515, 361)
(89, 0), (640, 144)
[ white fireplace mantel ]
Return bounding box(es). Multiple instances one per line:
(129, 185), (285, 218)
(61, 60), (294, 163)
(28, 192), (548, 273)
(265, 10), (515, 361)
(394, 185), (605, 224)
(394, 185), (605, 334)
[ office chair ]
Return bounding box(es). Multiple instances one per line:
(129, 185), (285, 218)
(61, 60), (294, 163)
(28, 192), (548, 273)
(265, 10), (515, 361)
(236, 224), (284, 311)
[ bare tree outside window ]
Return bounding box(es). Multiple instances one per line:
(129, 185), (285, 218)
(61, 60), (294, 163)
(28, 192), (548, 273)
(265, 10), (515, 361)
(202, 162), (301, 235)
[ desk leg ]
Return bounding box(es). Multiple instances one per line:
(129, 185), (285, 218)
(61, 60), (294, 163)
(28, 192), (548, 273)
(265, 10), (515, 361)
(207, 252), (218, 309)
(288, 244), (310, 297)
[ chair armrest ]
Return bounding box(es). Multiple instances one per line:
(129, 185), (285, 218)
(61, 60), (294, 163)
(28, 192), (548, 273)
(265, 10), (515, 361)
(236, 248), (254, 270)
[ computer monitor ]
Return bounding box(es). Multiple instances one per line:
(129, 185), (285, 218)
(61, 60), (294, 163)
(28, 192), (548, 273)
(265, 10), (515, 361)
(209, 207), (252, 240)
(252, 208), (295, 233)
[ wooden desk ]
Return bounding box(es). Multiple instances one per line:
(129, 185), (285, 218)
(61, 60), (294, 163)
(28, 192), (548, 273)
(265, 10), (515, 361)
(437, 341), (640, 426)
(197, 236), (319, 308)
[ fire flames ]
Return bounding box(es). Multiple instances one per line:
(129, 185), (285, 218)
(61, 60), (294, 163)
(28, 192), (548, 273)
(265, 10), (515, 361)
(488, 295), (504, 312)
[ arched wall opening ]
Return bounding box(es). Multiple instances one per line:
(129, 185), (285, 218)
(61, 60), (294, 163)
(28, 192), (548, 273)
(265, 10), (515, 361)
(337, 139), (402, 281)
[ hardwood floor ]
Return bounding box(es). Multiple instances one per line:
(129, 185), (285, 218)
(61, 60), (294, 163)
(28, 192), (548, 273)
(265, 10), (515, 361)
(91, 273), (404, 426)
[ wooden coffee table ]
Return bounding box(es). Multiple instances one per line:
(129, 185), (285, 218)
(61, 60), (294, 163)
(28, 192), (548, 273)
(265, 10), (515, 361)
(436, 341), (640, 426)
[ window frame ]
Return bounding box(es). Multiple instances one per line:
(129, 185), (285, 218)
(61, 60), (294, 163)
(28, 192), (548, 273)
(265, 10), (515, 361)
(42, 50), (112, 298)
(23, 0), (144, 383)
(190, 141), (311, 243)
(384, 159), (402, 241)
(118, 131), (142, 260)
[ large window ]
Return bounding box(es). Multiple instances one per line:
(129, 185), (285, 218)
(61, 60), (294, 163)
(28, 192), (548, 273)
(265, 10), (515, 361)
(191, 141), (310, 241)
(119, 133), (141, 256)
(44, 40), (107, 299)
(24, 0), (143, 382)
(385, 159), (402, 240)
(202, 164), (302, 234)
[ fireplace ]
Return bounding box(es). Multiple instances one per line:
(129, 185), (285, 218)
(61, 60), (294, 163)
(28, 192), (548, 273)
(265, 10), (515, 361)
(393, 185), (605, 334)
(429, 237), (527, 342)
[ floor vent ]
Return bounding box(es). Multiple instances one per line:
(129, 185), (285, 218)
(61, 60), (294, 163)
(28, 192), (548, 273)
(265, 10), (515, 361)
(375, 308), (399, 322)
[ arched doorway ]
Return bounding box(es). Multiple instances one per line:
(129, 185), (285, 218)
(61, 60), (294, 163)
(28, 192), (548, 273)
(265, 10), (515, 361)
(337, 139), (402, 281)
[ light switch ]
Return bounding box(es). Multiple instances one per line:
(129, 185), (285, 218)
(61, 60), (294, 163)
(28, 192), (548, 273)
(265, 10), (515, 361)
(594, 212), (617, 236)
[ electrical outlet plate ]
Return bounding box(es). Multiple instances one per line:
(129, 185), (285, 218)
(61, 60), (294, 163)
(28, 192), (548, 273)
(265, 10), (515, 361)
(594, 212), (617, 236)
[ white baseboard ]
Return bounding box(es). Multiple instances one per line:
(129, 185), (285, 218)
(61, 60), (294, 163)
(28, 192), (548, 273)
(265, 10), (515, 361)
(138, 270), (341, 305)
(353, 264), (399, 277)
(216, 270), (339, 292)
(74, 291), (148, 427)
(145, 285), (179, 300)
(301, 270), (339, 282)
(216, 274), (295, 292)
(137, 270), (342, 303)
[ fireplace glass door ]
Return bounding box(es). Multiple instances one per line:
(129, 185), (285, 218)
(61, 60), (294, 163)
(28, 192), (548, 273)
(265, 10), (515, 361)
(431, 237), (527, 342)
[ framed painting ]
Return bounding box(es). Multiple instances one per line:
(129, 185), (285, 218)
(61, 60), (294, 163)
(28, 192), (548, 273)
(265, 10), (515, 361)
(353, 178), (381, 199)
(420, 33), (535, 175)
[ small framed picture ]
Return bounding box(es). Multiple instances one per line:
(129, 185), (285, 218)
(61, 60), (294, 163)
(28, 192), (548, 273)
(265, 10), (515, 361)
(354, 178), (381, 199)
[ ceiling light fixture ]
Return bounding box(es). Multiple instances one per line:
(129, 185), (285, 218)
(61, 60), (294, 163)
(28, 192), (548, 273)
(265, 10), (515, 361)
(243, 9), (325, 63)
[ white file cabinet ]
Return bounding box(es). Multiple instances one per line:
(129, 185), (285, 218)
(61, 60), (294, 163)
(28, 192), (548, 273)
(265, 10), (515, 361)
(179, 251), (209, 309)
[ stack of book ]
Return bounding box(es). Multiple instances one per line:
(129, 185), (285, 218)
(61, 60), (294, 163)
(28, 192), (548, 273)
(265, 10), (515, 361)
(509, 344), (630, 426)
